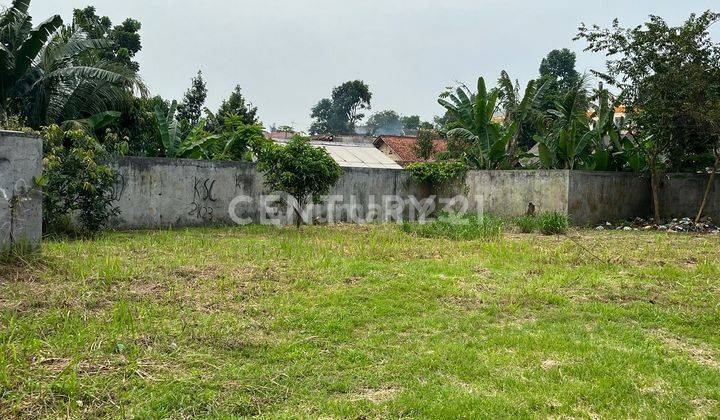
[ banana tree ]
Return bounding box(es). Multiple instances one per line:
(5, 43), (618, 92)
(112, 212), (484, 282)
(0, 0), (62, 120)
(438, 77), (514, 169)
(155, 100), (182, 158)
(533, 76), (595, 169)
(497, 71), (549, 165)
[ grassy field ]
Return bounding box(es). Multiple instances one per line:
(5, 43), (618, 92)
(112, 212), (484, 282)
(1, 225), (719, 418)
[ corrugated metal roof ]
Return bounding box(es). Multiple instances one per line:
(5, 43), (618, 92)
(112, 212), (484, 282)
(273, 140), (403, 170)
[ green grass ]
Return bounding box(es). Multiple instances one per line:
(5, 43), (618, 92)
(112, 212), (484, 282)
(512, 215), (537, 233)
(537, 211), (570, 235)
(401, 213), (504, 240)
(1, 225), (720, 418)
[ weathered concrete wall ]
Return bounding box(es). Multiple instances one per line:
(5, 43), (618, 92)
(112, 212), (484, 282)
(568, 171), (650, 225)
(460, 170), (570, 218)
(109, 156), (719, 229)
(111, 158), (263, 229)
(111, 157), (423, 229)
(0, 131), (42, 251)
(660, 173), (720, 221)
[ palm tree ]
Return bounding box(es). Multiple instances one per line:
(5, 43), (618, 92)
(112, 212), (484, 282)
(497, 71), (548, 165)
(438, 77), (516, 169)
(0, 0), (62, 121)
(1, 0), (145, 127)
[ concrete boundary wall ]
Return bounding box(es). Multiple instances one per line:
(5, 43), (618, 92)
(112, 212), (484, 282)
(110, 156), (720, 230)
(0, 131), (42, 250)
(110, 157), (424, 229)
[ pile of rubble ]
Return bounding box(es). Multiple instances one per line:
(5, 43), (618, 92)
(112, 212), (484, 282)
(595, 216), (720, 234)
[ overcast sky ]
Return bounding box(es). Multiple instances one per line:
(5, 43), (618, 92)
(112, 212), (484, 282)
(19, 0), (720, 131)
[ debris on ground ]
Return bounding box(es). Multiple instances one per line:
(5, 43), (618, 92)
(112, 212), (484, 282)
(595, 217), (720, 234)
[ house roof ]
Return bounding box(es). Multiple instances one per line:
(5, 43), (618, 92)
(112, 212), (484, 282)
(374, 135), (447, 165)
(265, 131), (296, 140)
(273, 139), (402, 170)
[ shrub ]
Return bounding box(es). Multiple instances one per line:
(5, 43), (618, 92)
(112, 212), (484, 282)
(537, 211), (569, 235)
(406, 160), (467, 187)
(401, 212), (503, 240)
(254, 135), (343, 227)
(406, 160), (467, 185)
(513, 215), (537, 233)
(41, 125), (120, 235)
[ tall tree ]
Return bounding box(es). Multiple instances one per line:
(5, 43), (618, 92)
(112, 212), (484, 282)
(539, 48), (580, 91)
(215, 84), (258, 128)
(536, 49), (583, 117)
(177, 70), (207, 127)
(71, 6), (142, 72)
(309, 98), (335, 135)
(309, 80), (371, 135)
(576, 11), (720, 221)
(0, 0), (145, 127)
(367, 110), (403, 135)
(401, 115), (422, 134)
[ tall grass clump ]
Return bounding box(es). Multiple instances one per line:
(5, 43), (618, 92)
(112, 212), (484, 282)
(513, 215), (537, 233)
(537, 211), (569, 235)
(401, 213), (503, 240)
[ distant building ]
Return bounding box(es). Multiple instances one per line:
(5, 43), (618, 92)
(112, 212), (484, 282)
(588, 106), (628, 130)
(264, 131), (296, 140)
(374, 135), (447, 167)
(309, 134), (376, 145)
(272, 138), (402, 170)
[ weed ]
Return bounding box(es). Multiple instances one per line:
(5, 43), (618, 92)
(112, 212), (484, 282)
(537, 211), (569, 235)
(513, 215), (537, 233)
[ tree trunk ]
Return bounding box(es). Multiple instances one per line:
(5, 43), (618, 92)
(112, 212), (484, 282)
(695, 153), (719, 223)
(293, 207), (302, 228)
(651, 169), (662, 223)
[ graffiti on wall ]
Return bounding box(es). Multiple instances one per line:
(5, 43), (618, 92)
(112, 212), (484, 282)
(0, 178), (32, 244)
(110, 172), (126, 201)
(188, 177), (217, 221)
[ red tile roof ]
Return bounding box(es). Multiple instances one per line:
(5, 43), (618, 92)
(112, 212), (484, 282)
(374, 135), (447, 165)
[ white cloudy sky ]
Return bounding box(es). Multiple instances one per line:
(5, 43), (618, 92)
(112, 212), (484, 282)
(18, 0), (720, 130)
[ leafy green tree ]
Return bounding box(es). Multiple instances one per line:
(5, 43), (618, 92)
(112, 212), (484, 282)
(71, 6), (142, 72)
(0, 0), (145, 127)
(113, 95), (168, 157)
(438, 77), (516, 169)
(415, 128), (436, 160)
(214, 84), (259, 129)
(309, 80), (371, 134)
(539, 49), (580, 91)
(218, 117), (266, 161)
(419, 121), (434, 130)
(254, 136), (343, 227)
(177, 70), (207, 128)
(693, 99), (720, 222)
(576, 11), (720, 221)
(367, 110), (403, 135)
(309, 98), (334, 135)
(401, 115), (422, 134)
(497, 71), (548, 162)
(41, 125), (120, 235)
(536, 49), (583, 119)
